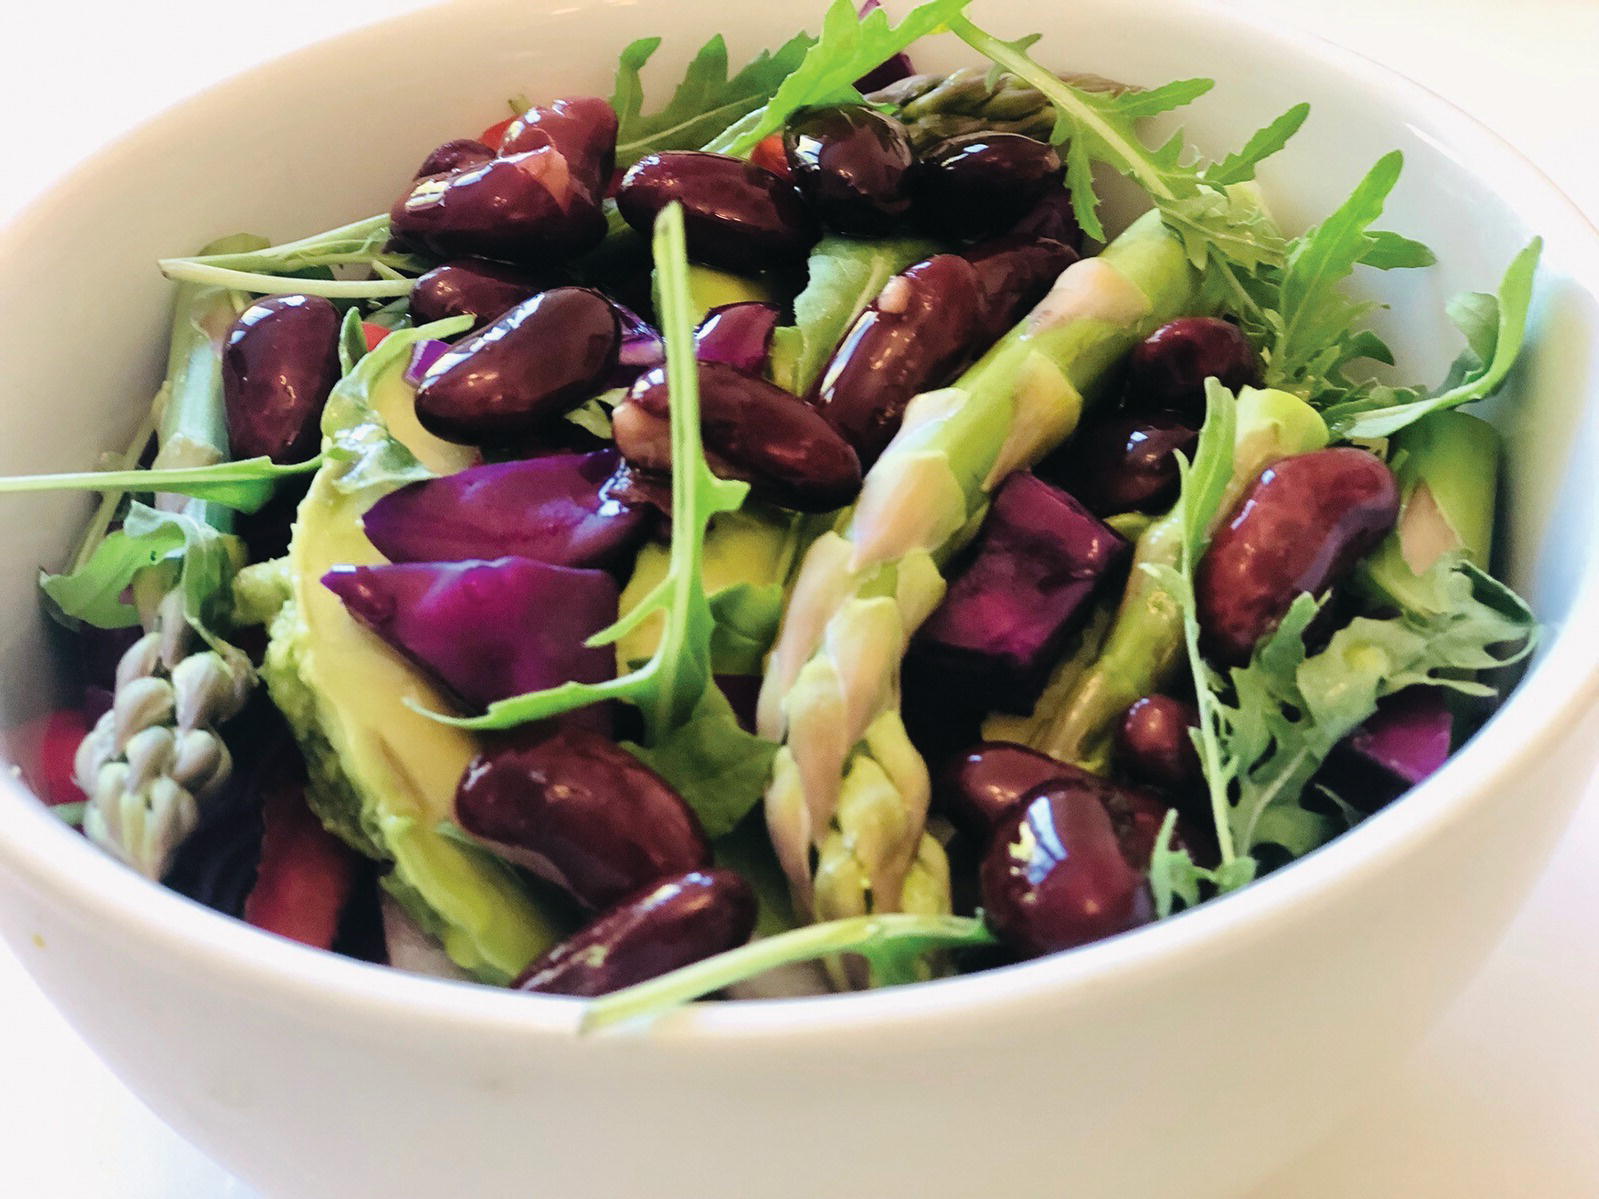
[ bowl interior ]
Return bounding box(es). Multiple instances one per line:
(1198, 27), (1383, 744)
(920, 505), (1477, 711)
(0, 0), (1595, 1024)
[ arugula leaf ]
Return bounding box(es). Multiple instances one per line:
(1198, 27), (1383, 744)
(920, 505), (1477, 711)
(40, 523), (180, 629)
(1326, 239), (1542, 438)
(1359, 230), (1437, 271)
(708, 0), (975, 155)
(950, 14), (1298, 280)
(581, 912), (997, 1030)
(626, 687), (778, 838)
(611, 31), (814, 167)
(0, 455), (321, 513)
(157, 215), (424, 280)
(769, 234), (939, 394)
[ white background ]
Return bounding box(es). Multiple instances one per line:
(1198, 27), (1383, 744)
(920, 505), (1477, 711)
(1, 1), (1597, 1195)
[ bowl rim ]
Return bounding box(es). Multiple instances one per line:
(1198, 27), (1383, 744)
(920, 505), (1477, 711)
(2, 0), (1597, 1043)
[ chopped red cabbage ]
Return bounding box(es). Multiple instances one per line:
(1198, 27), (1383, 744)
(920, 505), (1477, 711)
(612, 301), (664, 385)
(322, 556), (617, 715)
(1325, 687), (1454, 812)
(403, 338), (453, 387)
(695, 302), (779, 374)
(361, 449), (652, 571)
(912, 472), (1130, 711)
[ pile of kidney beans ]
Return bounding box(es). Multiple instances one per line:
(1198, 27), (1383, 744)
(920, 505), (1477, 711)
(204, 90), (1419, 994)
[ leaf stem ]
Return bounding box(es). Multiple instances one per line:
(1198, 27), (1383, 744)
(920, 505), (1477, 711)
(157, 261), (416, 298)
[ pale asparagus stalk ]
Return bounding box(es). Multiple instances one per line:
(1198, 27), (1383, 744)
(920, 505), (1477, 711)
(757, 211), (1202, 928)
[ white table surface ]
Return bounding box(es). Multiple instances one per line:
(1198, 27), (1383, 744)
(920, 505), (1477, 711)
(2, 1), (1596, 1195)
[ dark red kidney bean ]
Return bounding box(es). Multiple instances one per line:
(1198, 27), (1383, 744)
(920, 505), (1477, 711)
(962, 233), (1079, 343)
(414, 138), (494, 179)
(1003, 190), (1084, 252)
(413, 287), (619, 445)
(1044, 412), (1199, 516)
(1125, 317), (1262, 420)
(1197, 448), (1401, 666)
(222, 294), (341, 463)
(409, 258), (552, 330)
(980, 778), (1154, 958)
(616, 151), (819, 271)
(614, 361), (861, 512)
(390, 149), (606, 265)
(812, 254), (982, 466)
(917, 133), (1065, 240)
(783, 104), (917, 236)
(516, 870), (756, 997)
(500, 96), (619, 190)
(456, 726), (711, 911)
(937, 741), (1101, 839)
(1117, 695), (1203, 791)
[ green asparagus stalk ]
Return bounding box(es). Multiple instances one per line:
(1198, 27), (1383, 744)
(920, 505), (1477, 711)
(74, 235), (264, 877)
(1360, 410), (1499, 610)
(757, 211), (1202, 927)
(866, 67), (1128, 153)
(1025, 386), (1327, 771)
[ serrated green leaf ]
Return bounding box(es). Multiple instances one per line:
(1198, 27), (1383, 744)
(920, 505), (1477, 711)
(1359, 229), (1437, 270)
(1205, 103), (1310, 187)
(0, 455), (321, 514)
(624, 686), (777, 837)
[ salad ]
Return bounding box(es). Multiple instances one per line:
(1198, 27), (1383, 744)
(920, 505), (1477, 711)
(3, 0), (1540, 1027)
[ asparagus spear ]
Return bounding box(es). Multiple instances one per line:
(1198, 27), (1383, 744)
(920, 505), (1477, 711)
(758, 211), (1201, 924)
(74, 236), (263, 877)
(1026, 386), (1328, 771)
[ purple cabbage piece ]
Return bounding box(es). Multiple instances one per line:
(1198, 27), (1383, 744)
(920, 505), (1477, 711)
(913, 472), (1130, 712)
(322, 556), (617, 717)
(361, 449), (651, 571)
(403, 338), (453, 387)
(853, 0), (916, 92)
(611, 301), (664, 386)
(695, 302), (780, 374)
(1326, 688), (1454, 812)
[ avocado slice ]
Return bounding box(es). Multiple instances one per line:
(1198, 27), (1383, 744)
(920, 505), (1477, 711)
(240, 328), (563, 983)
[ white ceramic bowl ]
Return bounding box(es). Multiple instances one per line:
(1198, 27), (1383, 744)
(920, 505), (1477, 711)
(1, 2), (1597, 1196)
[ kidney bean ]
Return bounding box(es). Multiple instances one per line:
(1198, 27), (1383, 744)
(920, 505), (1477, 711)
(937, 741), (1101, 839)
(962, 232), (1080, 344)
(456, 726), (711, 911)
(413, 287), (620, 445)
(390, 148), (606, 265)
(811, 253), (982, 466)
(1043, 412), (1199, 516)
(918, 132), (1065, 239)
(617, 151), (818, 271)
(1125, 317), (1261, 420)
(499, 96), (619, 190)
(221, 294), (341, 462)
(1002, 190), (1084, 252)
(614, 361), (861, 512)
(516, 869), (756, 997)
(783, 104), (917, 236)
(414, 137), (495, 179)
(980, 778), (1154, 958)
(409, 258), (552, 330)
(1197, 448), (1400, 666)
(1117, 695), (1203, 792)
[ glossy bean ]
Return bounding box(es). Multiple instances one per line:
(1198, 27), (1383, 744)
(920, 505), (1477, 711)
(783, 104), (917, 236)
(414, 138), (495, 179)
(811, 253), (982, 466)
(1197, 448), (1400, 665)
(516, 869), (757, 997)
(980, 778), (1154, 958)
(499, 96), (619, 190)
(456, 726), (711, 911)
(221, 294), (341, 463)
(962, 232), (1079, 343)
(409, 258), (551, 330)
(1125, 317), (1261, 420)
(918, 132), (1065, 239)
(616, 151), (818, 271)
(390, 148), (606, 265)
(1116, 695), (1203, 791)
(1044, 412), (1198, 516)
(1003, 190), (1084, 251)
(614, 361), (861, 512)
(937, 741), (1100, 839)
(414, 287), (620, 445)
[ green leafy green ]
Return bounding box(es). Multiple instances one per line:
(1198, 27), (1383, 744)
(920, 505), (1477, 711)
(0, 455), (321, 513)
(708, 581), (787, 675)
(950, 13), (1297, 274)
(337, 305), (368, 375)
(627, 688), (778, 838)
(157, 214), (423, 280)
(769, 235), (939, 394)
(611, 31), (814, 166)
(708, 0), (975, 156)
(157, 260), (415, 300)
(1326, 239), (1542, 438)
(581, 912), (998, 1030)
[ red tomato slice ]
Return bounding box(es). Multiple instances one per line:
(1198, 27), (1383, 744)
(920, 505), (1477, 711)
(361, 322), (390, 353)
(479, 115), (516, 152)
(244, 779), (358, 951)
(750, 133), (791, 180)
